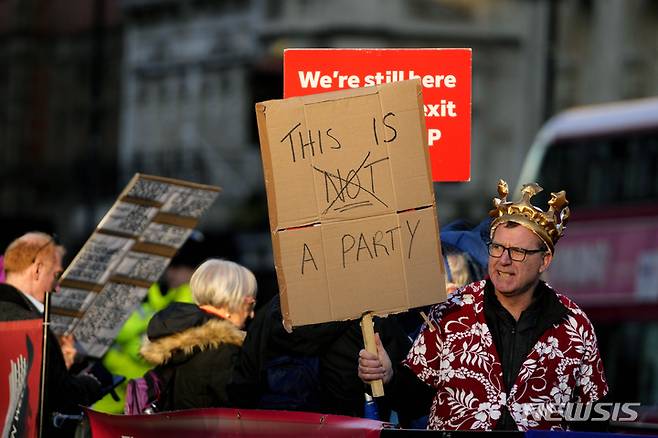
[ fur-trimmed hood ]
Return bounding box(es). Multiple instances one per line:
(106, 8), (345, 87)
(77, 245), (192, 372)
(140, 317), (245, 366)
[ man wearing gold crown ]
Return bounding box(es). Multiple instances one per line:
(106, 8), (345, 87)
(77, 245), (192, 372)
(358, 180), (608, 431)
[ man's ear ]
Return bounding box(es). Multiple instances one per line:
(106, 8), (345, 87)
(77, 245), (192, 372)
(539, 252), (553, 274)
(32, 262), (41, 280)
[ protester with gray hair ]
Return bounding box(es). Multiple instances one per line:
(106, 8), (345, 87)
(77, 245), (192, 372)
(138, 259), (257, 410)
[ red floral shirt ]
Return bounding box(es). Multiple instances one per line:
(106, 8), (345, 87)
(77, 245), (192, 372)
(404, 280), (608, 431)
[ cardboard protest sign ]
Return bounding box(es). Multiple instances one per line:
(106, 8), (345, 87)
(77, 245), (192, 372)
(257, 79), (446, 328)
(49, 174), (220, 358)
(284, 48), (472, 182)
(0, 319), (42, 438)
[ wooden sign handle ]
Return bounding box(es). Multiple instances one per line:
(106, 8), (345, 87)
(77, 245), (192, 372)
(360, 312), (385, 397)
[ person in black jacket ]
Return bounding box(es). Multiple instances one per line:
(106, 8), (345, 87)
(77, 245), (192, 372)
(0, 232), (102, 437)
(228, 294), (412, 418)
(139, 259), (257, 410)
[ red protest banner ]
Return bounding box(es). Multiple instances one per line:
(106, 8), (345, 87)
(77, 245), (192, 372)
(283, 48), (472, 182)
(0, 319), (43, 438)
(85, 407), (384, 438)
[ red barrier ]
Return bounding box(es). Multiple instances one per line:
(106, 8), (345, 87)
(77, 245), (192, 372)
(85, 407), (386, 438)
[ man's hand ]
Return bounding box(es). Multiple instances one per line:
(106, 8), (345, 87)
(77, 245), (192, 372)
(59, 334), (77, 369)
(358, 333), (393, 384)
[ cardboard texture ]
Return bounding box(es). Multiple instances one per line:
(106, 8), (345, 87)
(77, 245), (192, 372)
(257, 80), (446, 327)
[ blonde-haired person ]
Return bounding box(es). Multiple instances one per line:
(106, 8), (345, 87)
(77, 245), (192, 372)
(442, 243), (486, 295)
(138, 259), (257, 411)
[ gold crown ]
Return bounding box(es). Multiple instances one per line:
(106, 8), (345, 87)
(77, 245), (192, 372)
(489, 179), (570, 254)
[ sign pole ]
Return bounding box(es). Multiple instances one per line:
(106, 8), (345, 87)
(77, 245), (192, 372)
(360, 312), (384, 397)
(38, 291), (51, 437)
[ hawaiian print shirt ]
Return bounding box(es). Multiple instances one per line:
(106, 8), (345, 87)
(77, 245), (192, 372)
(405, 280), (608, 431)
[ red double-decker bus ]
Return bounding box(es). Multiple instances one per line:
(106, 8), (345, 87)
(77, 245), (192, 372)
(516, 97), (658, 408)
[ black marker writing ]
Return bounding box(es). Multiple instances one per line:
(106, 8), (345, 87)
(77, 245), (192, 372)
(341, 226), (400, 268)
(280, 123), (341, 163)
(406, 218), (420, 259)
(301, 243), (318, 275)
(372, 112), (398, 146)
(313, 152), (390, 215)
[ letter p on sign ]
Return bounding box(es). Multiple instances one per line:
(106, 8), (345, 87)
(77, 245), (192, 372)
(428, 129), (442, 146)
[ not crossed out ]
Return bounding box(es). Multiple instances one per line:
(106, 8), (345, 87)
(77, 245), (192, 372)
(312, 151), (390, 215)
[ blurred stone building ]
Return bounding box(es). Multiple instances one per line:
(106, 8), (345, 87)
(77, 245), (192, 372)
(0, 0), (123, 249)
(1, 0), (657, 252)
(2, 0), (658, 407)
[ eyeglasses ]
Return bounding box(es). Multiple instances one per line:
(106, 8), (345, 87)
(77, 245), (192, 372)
(31, 234), (58, 264)
(487, 242), (544, 262)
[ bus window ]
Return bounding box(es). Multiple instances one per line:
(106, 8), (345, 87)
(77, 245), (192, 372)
(534, 130), (658, 209)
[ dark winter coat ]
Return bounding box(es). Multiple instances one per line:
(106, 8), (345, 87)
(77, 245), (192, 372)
(228, 295), (412, 418)
(139, 303), (245, 410)
(0, 283), (102, 437)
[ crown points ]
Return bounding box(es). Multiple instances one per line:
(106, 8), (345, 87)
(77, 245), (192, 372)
(489, 179), (509, 217)
(497, 179), (509, 200)
(521, 183), (543, 201)
(548, 190), (569, 212)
